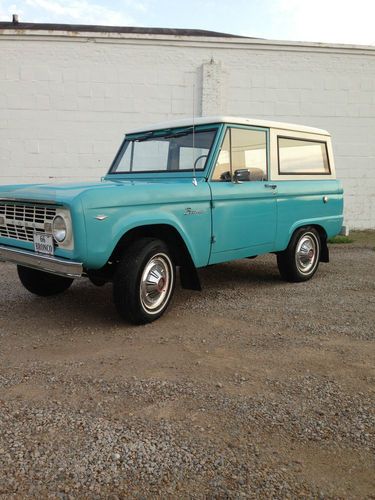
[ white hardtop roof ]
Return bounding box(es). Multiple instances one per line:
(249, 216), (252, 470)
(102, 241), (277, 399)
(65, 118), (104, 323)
(126, 116), (330, 136)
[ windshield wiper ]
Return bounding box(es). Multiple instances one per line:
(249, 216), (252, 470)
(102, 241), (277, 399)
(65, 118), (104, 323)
(134, 132), (154, 142)
(131, 127), (194, 142)
(163, 127), (194, 139)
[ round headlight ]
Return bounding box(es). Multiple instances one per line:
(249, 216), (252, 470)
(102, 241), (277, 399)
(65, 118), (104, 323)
(53, 215), (67, 242)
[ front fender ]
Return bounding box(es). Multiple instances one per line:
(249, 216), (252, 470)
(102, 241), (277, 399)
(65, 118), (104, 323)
(83, 207), (211, 270)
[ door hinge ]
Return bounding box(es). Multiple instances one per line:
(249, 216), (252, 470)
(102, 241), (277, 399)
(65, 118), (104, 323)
(210, 199), (215, 209)
(211, 235), (216, 244)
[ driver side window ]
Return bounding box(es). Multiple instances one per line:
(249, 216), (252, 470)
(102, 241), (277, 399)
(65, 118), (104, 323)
(212, 127), (268, 181)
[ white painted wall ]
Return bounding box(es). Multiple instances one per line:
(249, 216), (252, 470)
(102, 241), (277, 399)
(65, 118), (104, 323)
(0, 29), (374, 228)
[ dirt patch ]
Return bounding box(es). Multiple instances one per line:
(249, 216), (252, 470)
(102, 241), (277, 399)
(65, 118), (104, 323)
(0, 246), (374, 497)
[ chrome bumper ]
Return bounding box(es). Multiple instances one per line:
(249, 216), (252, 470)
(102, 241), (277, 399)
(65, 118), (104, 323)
(0, 245), (83, 278)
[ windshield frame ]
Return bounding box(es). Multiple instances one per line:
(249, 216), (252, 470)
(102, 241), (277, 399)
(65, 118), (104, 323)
(106, 124), (221, 178)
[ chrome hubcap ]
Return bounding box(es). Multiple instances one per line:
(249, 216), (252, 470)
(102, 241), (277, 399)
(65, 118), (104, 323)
(296, 233), (318, 274)
(140, 253), (172, 313)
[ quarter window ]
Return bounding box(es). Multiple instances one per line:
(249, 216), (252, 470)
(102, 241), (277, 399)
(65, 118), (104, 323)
(278, 137), (330, 175)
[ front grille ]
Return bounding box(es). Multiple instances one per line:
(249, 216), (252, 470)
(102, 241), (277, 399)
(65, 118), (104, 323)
(0, 203), (57, 242)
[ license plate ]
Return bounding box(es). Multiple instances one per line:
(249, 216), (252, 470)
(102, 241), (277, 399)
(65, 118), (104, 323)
(33, 233), (54, 256)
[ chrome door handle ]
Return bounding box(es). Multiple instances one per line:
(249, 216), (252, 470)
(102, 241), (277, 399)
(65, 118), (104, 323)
(264, 184), (277, 190)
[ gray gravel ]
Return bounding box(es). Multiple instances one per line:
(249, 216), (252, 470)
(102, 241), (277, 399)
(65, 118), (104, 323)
(0, 244), (374, 498)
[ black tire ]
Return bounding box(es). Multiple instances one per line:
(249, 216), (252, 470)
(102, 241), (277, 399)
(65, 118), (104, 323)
(277, 227), (321, 282)
(17, 265), (74, 296)
(113, 238), (176, 324)
(88, 276), (106, 287)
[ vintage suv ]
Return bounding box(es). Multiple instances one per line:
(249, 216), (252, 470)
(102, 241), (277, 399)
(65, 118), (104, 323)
(0, 117), (343, 324)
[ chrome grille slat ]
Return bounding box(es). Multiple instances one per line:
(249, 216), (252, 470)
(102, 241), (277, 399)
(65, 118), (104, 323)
(0, 203), (57, 243)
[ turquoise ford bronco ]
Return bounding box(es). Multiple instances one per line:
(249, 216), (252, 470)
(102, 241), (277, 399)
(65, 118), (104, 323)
(0, 117), (343, 324)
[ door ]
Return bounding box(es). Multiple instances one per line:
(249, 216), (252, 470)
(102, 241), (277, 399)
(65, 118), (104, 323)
(208, 126), (277, 264)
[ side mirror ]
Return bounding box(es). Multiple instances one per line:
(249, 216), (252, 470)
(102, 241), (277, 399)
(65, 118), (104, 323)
(233, 169), (250, 183)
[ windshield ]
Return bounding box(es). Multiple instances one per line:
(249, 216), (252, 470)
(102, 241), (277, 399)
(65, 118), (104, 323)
(109, 127), (218, 174)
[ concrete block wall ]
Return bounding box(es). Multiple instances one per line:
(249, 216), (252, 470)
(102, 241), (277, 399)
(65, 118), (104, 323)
(0, 30), (374, 229)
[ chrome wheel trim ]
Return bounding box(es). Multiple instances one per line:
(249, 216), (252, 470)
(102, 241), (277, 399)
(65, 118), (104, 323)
(295, 233), (319, 275)
(140, 253), (174, 315)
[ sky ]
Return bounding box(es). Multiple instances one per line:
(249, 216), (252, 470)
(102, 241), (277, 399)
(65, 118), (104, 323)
(0, 0), (375, 46)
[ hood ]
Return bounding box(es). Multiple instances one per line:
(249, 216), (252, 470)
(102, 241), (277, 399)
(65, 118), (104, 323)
(0, 176), (208, 210)
(0, 180), (130, 205)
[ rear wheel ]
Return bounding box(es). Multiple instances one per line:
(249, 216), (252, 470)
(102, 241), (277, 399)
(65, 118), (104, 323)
(113, 238), (175, 324)
(277, 227), (321, 282)
(17, 266), (74, 296)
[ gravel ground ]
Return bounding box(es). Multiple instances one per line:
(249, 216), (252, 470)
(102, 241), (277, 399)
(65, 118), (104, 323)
(0, 243), (374, 498)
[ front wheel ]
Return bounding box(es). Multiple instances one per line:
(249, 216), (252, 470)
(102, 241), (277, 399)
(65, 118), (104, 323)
(17, 266), (74, 296)
(113, 238), (176, 324)
(277, 227), (321, 282)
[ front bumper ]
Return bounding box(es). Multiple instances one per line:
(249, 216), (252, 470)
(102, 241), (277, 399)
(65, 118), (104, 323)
(0, 245), (83, 278)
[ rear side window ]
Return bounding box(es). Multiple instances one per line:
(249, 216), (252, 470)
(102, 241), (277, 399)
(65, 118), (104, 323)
(278, 137), (330, 175)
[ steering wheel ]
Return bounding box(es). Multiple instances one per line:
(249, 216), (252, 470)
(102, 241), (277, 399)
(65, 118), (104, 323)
(193, 154), (208, 170)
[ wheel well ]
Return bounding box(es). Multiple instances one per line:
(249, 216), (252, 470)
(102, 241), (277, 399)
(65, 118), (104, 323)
(311, 225), (329, 262)
(111, 225), (188, 264)
(109, 224), (201, 290)
(311, 224), (327, 242)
